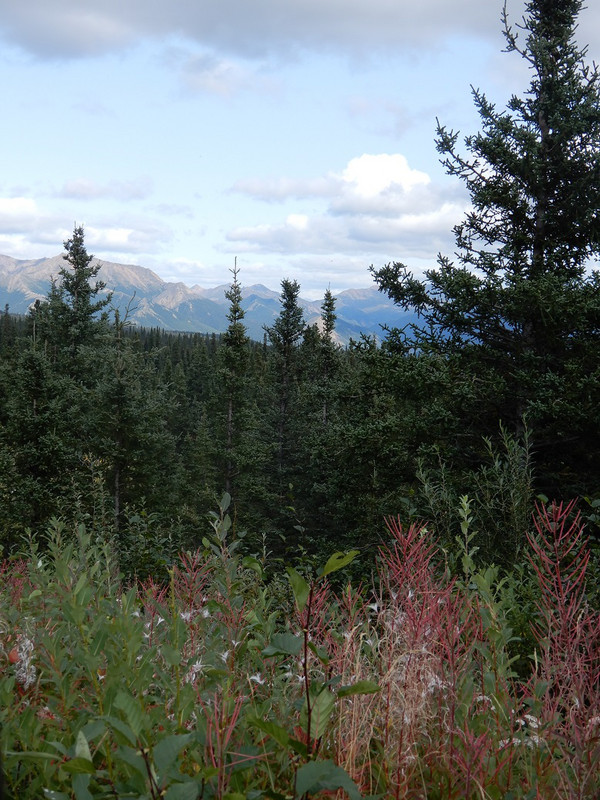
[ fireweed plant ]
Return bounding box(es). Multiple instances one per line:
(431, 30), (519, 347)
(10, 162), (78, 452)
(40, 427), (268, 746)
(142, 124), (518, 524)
(0, 495), (599, 799)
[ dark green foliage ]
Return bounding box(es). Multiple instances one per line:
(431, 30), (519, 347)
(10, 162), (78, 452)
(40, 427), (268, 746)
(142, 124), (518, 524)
(4, 2), (600, 574)
(372, 0), (600, 498)
(264, 279), (306, 491)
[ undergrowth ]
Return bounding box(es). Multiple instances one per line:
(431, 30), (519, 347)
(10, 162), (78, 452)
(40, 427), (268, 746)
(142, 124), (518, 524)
(1, 495), (599, 799)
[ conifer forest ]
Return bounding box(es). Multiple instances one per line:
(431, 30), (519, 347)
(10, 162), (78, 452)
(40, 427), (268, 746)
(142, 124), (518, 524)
(2, 1), (600, 797)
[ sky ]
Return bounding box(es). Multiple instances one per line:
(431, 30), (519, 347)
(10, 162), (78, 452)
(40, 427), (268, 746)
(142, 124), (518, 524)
(1, 0), (599, 299)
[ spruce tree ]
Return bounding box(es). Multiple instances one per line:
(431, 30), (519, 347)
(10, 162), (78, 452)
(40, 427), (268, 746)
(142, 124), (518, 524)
(35, 225), (111, 365)
(265, 279), (306, 479)
(372, 0), (600, 494)
(219, 262), (250, 495)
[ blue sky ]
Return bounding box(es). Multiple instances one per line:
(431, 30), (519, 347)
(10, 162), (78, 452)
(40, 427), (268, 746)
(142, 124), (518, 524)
(1, 0), (598, 299)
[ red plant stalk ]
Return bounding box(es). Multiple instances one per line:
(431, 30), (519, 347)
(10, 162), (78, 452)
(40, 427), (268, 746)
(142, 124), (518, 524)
(0, 558), (32, 606)
(172, 549), (212, 616)
(200, 689), (245, 797)
(526, 501), (600, 796)
(377, 518), (478, 798)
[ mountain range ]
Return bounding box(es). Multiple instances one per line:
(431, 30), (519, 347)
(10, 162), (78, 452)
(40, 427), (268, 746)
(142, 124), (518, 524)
(0, 253), (414, 344)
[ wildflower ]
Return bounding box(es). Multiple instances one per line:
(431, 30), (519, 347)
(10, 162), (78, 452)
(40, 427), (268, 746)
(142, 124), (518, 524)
(499, 737), (519, 749)
(220, 650), (230, 663)
(474, 694), (492, 707)
(184, 660), (205, 684)
(180, 611), (193, 622)
(201, 608), (211, 619)
(15, 635), (36, 690)
(520, 713), (540, 730)
(249, 673), (265, 685)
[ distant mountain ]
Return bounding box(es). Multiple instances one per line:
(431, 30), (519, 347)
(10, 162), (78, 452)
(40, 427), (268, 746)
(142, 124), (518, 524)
(0, 254), (415, 344)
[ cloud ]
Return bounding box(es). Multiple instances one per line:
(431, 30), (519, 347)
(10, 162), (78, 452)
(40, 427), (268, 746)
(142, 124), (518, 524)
(85, 220), (173, 254)
(227, 153), (469, 263)
(178, 51), (258, 96)
(341, 153), (430, 197)
(0, 197), (38, 232)
(0, 0), (540, 61)
(231, 176), (338, 202)
(232, 154), (431, 205)
(0, 193), (174, 260)
(58, 177), (154, 201)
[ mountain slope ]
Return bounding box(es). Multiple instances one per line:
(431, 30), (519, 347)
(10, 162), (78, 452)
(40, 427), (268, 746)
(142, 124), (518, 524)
(0, 254), (414, 343)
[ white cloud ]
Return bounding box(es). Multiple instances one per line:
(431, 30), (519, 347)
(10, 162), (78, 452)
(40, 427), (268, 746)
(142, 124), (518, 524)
(287, 214), (309, 230)
(227, 153), (469, 263)
(0, 196), (37, 219)
(232, 154), (432, 206)
(231, 176), (337, 202)
(58, 177), (153, 201)
(0, 193), (174, 261)
(341, 154), (430, 197)
(86, 221), (173, 254)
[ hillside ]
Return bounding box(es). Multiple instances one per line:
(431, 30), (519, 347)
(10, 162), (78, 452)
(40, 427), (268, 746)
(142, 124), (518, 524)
(0, 254), (413, 343)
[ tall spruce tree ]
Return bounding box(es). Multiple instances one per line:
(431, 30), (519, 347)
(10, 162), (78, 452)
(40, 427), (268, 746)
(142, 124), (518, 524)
(35, 225), (111, 366)
(2, 226), (114, 534)
(372, 0), (600, 494)
(219, 262), (250, 495)
(265, 279), (306, 481)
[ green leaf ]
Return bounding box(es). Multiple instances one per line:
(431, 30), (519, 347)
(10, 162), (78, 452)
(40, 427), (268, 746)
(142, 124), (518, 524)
(337, 680), (380, 698)
(72, 773), (93, 800)
(114, 691), (144, 738)
(300, 688), (336, 740)
(307, 640), (330, 665)
(164, 782), (200, 800)
(321, 550), (359, 577)
(288, 738), (308, 758)
(102, 715), (138, 747)
(6, 750), (60, 761)
(61, 757), (96, 775)
(162, 643), (182, 666)
(73, 573), (88, 596)
(262, 632), (303, 657)
(295, 760), (362, 800)
(115, 745), (147, 780)
(81, 720), (106, 743)
(286, 567), (310, 612)
(242, 555), (264, 578)
(153, 733), (193, 775)
(249, 718), (290, 747)
(75, 730), (93, 763)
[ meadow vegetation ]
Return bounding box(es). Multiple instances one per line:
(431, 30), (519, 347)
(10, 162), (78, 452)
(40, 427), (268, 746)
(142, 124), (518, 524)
(1, 494), (599, 799)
